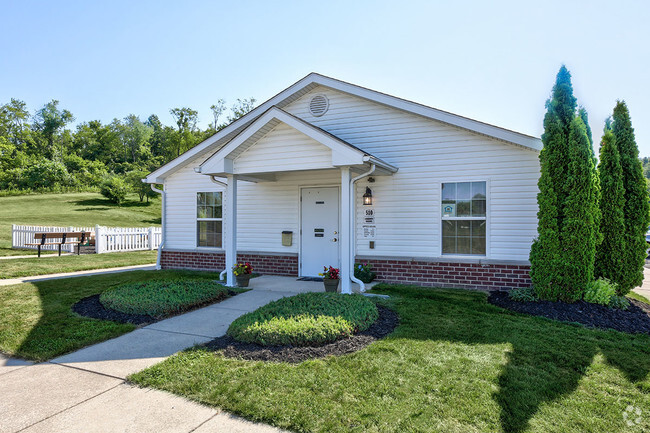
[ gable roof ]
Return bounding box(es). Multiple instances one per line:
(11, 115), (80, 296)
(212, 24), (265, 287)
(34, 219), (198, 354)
(197, 106), (397, 177)
(145, 73), (542, 183)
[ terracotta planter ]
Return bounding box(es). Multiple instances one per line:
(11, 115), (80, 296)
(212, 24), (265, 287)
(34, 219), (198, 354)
(323, 278), (340, 293)
(235, 274), (251, 288)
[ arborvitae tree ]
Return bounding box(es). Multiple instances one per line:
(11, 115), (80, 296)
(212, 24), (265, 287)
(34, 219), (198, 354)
(595, 128), (626, 285)
(530, 115), (563, 299)
(579, 106), (602, 246)
(613, 101), (650, 294)
(559, 116), (599, 301)
(544, 66), (577, 223)
(530, 66), (577, 300)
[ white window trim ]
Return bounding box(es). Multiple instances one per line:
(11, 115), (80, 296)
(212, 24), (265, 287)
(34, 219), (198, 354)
(438, 178), (491, 259)
(196, 190), (224, 250)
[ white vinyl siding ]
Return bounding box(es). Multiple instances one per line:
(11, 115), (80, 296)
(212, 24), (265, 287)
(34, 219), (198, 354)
(234, 122), (334, 174)
(163, 85), (540, 263)
(285, 86), (539, 262)
(164, 165), (339, 254)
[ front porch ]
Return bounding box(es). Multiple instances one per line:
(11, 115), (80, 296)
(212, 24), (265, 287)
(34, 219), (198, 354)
(245, 274), (377, 294)
(194, 106), (397, 293)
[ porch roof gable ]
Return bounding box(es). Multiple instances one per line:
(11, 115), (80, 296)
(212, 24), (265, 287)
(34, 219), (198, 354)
(196, 106), (397, 178)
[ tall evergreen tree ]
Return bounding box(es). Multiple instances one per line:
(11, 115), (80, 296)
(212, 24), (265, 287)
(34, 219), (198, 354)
(530, 66), (577, 300)
(579, 106), (601, 246)
(613, 101), (650, 294)
(530, 114), (563, 299)
(559, 116), (599, 301)
(595, 128), (626, 285)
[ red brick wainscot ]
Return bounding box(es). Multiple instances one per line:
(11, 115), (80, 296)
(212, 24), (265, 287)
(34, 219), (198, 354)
(160, 250), (298, 276)
(357, 257), (531, 290)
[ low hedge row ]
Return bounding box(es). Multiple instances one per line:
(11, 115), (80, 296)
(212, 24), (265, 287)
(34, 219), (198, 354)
(227, 292), (379, 347)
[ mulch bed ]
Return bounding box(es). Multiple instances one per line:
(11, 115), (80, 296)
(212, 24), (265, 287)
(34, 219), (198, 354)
(73, 290), (237, 326)
(205, 305), (399, 363)
(488, 291), (650, 335)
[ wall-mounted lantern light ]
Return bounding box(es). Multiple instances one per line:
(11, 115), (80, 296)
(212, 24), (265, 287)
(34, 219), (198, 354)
(363, 187), (373, 206)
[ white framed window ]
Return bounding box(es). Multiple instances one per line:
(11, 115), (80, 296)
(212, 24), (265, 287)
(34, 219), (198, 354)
(197, 192), (222, 248)
(441, 181), (487, 255)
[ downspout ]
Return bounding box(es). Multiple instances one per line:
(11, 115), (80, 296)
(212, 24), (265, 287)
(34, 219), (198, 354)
(349, 164), (376, 293)
(210, 175), (229, 282)
(150, 183), (165, 270)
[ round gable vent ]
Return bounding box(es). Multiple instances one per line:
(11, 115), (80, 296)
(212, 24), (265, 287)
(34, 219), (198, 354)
(309, 94), (329, 117)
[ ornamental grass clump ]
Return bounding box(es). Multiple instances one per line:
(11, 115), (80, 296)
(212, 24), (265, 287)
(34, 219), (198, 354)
(100, 279), (231, 317)
(227, 292), (379, 347)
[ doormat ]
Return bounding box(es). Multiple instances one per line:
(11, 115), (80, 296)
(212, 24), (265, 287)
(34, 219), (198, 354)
(297, 277), (323, 282)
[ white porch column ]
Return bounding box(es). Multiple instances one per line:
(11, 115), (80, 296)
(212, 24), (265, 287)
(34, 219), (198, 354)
(340, 167), (352, 294)
(225, 174), (238, 287)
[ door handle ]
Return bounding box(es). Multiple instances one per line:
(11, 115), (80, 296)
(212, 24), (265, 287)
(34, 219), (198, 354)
(331, 238), (338, 242)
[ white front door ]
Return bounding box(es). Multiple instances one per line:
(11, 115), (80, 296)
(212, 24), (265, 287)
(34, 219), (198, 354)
(300, 187), (340, 277)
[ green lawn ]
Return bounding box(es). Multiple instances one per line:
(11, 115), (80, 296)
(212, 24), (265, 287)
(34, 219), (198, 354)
(130, 284), (650, 433)
(0, 250), (157, 279)
(0, 270), (222, 361)
(0, 192), (161, 256)
(629, 290), (650, 305)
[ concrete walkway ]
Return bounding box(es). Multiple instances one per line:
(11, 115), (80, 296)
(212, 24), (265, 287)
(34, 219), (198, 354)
(0, 277), (321, 433)
(0, 264), (156, 286)
(633, 267), (650, 300)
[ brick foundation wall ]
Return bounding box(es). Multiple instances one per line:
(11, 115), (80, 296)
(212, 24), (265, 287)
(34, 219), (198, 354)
(161, 250), (531, 290)
(360, 258), (531, 290)
(160, 250), (298, 276)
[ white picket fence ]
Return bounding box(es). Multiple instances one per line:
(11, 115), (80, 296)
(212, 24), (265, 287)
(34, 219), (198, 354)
(95, 226), (162, 253)
(12, 224), (162, 254)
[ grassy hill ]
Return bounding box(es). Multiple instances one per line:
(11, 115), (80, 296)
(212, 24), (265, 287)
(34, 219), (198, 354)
(0, 192), (161, 256)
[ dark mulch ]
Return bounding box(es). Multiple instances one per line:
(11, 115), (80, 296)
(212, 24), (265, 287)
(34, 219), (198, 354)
(488, 291), (650, 335)
(205, 305), (399, 363)
(73, 294), (155, 325)
(73, 290), (238, 326)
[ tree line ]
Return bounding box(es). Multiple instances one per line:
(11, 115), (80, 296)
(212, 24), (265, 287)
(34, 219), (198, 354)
(0, 97), (256, 201)
(530, 66), (649, 304)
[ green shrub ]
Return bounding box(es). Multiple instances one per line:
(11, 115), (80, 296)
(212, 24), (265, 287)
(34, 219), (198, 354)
(100, 175), (129, 205)
(584, 278), (617, 305)
(354, 262), (376, 283)
(608, 294), (630, 311)
(227, 292), (379, 347)
(508, 286), (538, 302)
(100, 279), (232, 317)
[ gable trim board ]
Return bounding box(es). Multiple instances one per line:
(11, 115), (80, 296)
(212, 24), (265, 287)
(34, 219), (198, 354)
(151, 73), (541, 291)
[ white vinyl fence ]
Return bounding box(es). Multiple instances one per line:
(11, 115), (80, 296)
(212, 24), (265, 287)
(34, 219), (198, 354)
(95, 226), (162, 253)
(12, 224), (162, 254)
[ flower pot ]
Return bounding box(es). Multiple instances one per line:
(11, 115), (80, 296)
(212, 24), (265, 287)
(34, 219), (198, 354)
(235, 274), (251, 288)
(323, 278), (340, 293)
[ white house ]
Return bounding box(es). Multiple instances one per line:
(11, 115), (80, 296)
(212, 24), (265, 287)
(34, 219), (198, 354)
(145, 73), (541, 293)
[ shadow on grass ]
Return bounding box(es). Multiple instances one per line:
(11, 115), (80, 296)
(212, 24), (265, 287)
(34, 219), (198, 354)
(8, 270), (221, 362)
(374, 284), (650, 433)
(72, 198), (156, 209)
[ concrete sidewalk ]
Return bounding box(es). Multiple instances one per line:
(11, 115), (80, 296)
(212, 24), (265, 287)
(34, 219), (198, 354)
(634, 267), (650, 300)
(0, 282), (304, 433)
(0, 264), (156, 286)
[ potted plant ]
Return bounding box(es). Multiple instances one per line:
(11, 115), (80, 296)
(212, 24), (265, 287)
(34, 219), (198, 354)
(354, 262), (376, 283)
(319, 266), (340, 293)
(233, 262), (253, 287)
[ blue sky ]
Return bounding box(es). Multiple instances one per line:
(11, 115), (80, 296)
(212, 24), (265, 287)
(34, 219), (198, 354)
(2, 1), (649, 154)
